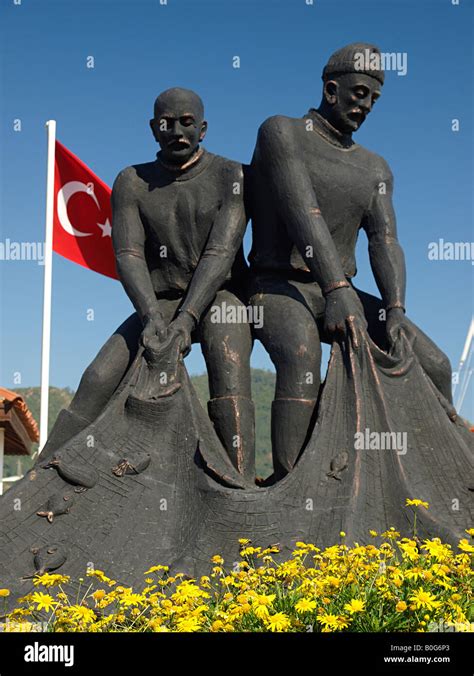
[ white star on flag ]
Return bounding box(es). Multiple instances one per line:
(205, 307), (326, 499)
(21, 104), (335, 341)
(97, 218), (112, 237)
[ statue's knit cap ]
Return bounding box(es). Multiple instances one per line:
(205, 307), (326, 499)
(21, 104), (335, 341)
(322, 43), (385, 85)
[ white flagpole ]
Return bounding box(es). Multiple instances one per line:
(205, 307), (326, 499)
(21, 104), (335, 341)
(453, 317), (474, 407)
(39, 120), (56, 453)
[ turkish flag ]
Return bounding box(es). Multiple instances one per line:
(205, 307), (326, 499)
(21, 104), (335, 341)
(53, 141), (118, 279)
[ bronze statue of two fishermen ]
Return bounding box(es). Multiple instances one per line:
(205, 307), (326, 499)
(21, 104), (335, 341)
(40, 42), (455, 484)
(1, 43), (472, 596)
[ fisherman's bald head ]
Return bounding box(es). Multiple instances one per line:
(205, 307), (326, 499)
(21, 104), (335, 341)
(153, 87), (205, 123)
(150, 87), (207, 166)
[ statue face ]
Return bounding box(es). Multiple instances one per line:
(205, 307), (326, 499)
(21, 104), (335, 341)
(324, 73), (382, 134)
(150, 93), (207, 164)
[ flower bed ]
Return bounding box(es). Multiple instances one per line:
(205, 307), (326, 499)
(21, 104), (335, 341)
(1, 502), (472, 633)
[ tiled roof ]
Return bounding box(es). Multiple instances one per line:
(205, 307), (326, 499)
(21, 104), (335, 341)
(0, 387), (40, 442)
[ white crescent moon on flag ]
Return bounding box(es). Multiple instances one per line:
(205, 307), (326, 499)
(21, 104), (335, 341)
(57, 181), (100, 237)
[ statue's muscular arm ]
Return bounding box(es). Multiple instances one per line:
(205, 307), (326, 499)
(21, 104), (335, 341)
(111, 168), (165, 337)
(362, 159), (409, 343)
(255, 116), (366, 343)
(256, 116), (348, 290)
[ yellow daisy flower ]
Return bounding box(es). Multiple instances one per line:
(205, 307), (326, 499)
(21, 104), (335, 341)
(458, 539), (474, 554)
(33, 573), (70, 588)
(295, 598), (317, 614)
(409, 588), (441, 611)
(31, 592), (56, 613)
(176, 616), (201, 632)
(266, 612), (290, 632)
(317, 613), (340, 630)
(344, 599), (366, 614)
(405, 498), (429, 509)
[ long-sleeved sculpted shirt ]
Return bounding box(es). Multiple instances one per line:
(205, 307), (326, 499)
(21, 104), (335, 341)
(249, 109), (405, 309)
(111, 148), (248, 323)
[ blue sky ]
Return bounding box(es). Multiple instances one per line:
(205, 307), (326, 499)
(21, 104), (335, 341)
(0, 0), (472, 419)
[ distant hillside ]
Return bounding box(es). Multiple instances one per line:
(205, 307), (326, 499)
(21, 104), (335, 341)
(6, 369), (275, 479)
(13, 386), (75, 433)
(190, 368), (275, 477)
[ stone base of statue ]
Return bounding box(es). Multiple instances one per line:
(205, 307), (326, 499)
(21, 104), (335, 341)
(0, 329), (472, 607)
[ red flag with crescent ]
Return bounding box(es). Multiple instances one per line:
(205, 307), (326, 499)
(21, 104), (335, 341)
(53, 141), (118, 279)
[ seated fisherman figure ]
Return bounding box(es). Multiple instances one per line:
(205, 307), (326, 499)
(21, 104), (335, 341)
(41, 87), (255, 482)
(248, 43), (454, 480)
